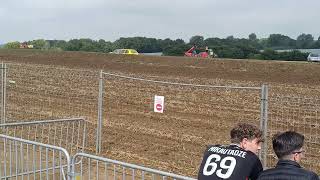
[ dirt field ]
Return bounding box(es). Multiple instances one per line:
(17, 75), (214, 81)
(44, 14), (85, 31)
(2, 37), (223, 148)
(1, 49), (320, 178)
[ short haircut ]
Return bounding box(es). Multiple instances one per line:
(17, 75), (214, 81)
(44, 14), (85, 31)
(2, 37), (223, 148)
(230, 123), (262, 144)
(272, 131), (304, 159)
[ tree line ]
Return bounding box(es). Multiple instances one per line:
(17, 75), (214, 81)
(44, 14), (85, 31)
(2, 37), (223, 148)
(3, 33), (320, 61)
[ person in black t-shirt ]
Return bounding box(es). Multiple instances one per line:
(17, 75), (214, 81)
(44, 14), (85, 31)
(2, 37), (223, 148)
(198, 123), (264, 180)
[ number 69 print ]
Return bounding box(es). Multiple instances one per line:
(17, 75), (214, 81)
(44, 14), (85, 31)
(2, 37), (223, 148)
(202, 154), (237, 179)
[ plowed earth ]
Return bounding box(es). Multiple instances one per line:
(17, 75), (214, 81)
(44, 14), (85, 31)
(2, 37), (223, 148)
(1, 49), (320, 177)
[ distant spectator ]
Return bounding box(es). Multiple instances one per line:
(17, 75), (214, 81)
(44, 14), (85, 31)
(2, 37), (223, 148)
(205, 46), (209, 52)
(192, 44), (197, 56)
(198, 123), (263, 180)
(257, 131), (319, 180)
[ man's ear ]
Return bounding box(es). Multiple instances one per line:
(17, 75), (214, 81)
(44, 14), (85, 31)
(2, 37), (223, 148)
(240, 138), (248, 149)
(293, 153), (299, 162)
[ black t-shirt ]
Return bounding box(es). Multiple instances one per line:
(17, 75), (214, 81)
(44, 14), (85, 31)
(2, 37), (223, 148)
(198, 144), (263, 180)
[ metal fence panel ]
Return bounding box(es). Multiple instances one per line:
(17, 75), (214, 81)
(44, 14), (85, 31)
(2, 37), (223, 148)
(0, 134), (71, 180)
(72, 152), (197, 180)
(99, 71), (264, 176)
(0, 118), (88, 155)
(5, 63), (98, 123)
(268, 95), (320, 173)
(2, 62), (99, 152)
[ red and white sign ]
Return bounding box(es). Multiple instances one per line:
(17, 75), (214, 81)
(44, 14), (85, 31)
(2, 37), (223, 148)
(154, 95), (164, 113)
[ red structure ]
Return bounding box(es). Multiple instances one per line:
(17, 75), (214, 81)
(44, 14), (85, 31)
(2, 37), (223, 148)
(184, 46), (210, 58)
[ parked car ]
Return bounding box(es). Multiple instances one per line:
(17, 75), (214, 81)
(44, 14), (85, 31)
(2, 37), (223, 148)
(110, 49), (139, 55)
(307, 53), (320, 62)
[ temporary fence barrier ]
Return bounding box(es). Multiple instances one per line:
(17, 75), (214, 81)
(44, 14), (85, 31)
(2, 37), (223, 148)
(1, 134), (197, 180)
(0, 62), (99, 153)
(0, 118), (87, 155)
(3, 63), (98, 123)
(97, 71), (268, 168)
(0, 134), (71, 180)
(71, 152), (197, 180)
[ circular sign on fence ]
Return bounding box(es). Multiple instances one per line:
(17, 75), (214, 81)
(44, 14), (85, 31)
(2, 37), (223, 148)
(156, 104), (162, 111)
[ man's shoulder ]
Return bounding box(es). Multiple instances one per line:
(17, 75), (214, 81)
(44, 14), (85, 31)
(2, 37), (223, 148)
(300, 168), (319, 179)
(258, 166), (319, 180)
(257, 167), (277, 176)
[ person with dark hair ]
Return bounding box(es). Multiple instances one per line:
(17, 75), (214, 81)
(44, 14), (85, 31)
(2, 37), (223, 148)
(257, 131), (319, 180)
(198, 123), (263, 180)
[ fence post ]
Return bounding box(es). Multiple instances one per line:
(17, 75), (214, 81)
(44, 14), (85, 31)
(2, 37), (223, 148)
(1, 62), (7, 125)
(1, 62), (2, 124)
(70, 156), (77, 180)
(96, 70), (104, 154)
(259, 84), (268, 168)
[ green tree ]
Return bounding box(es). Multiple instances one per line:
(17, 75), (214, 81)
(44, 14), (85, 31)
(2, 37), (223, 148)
(266, 34), (295, 49)
(96, 39), (113, 53)
(47, 40), (67, 50)
(277, 50), (308, 61)
(138, 38), (162, 53)
(160, 38), (175, 49)
(189, 35), (204, 47)
(4, 41), (20, 49)
(226, 36), (234, 40)
(314, 36), (320, 48)
(113, 37), (162, 53)
(77, 39), (97, 52)
(204, 38), (223, 47)
(30, 39), (49, 49)
(162, 44), (189, 56)
(55, 40), (67, 50)
(65, 39), (82, 51)
(213, 46), (245, 59)
(249, 33), (257, 41)
(236, 44), (259, 58)
(261, 49), (278, 60)
(296, 33), (314, 49)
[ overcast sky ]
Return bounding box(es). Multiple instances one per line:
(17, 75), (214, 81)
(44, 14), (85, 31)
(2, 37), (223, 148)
(1, 0), (320, 44)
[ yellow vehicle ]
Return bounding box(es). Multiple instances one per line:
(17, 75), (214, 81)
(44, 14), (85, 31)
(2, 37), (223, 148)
(110, 49), (139, 55)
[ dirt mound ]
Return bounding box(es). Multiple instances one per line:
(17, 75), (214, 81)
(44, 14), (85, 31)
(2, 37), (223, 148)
(1, 49), (320, 86)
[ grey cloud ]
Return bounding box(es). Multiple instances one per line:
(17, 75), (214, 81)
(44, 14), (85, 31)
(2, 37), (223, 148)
(1, 0), (320, 43)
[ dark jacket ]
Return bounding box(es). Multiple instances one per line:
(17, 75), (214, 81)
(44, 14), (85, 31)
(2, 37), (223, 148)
(257, 160), (319, 180)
